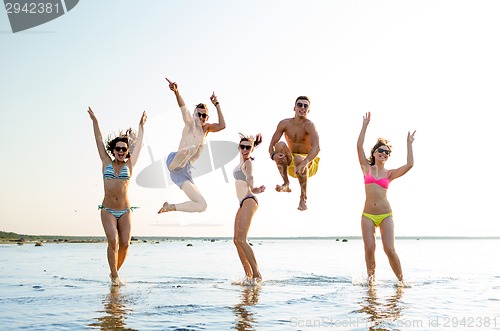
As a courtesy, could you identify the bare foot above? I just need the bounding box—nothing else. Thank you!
[110,273,124,286]
[367,275,376,286]
[275,184,291,192]
[297,197,307,211]
[158,202,176,213]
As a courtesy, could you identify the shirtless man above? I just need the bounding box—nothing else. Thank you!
[268,96,320,211]
[158,78,226,213]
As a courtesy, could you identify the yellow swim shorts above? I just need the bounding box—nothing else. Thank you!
[287,153,320,178]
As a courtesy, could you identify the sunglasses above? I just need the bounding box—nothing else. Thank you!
[197,112,208,119]
[377,148,390,155]
[239,144,252,150]
[296,102,309,109]
[114,147,128,152]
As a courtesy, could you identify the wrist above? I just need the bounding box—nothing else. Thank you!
[270,152,276,160]
[213,101,219,106]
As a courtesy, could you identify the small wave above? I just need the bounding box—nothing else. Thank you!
[265,274,352,286]
[418,277,458,286]
[136,276,224,286]
[352,278,413,288]
[231,277,262,287]
[146,303,222,317]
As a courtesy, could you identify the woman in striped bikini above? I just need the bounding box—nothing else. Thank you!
[357,112,415,285]
[88,107,147,286]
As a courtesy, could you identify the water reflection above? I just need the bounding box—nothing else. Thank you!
[231,285,261,331]
[357,285,406,331]
[89,285,137,331]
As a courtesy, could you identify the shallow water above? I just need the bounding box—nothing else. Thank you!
[0,238,499,330]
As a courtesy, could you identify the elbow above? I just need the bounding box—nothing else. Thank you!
[313,144,320,156]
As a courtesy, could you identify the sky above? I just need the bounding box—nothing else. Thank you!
[1,1,499,238]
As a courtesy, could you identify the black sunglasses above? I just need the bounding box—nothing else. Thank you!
[296,102,309,109]
[114,147,128,152]
[377,148,390,155]
[239,144,252,150]
[197,112,208,119]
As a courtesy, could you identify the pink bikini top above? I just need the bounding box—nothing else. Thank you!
[364,167,390,189]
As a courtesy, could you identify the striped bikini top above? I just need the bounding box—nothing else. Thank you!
[103,162,130,180]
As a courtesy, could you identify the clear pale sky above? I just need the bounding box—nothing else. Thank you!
[1,1,499,237]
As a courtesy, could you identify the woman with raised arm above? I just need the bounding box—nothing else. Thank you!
[357,112,415,284]
[88,107,147,286]
[233,133,266,285]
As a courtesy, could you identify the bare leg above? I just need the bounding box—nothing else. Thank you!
[361,216,377,282]
[234,209,253,278]
[101,210,121,285]
[380,217,403,281]
[234,199,261,281]
[294,154,310,211]
[173,180,207,212]
[273,142,292,192]
[116,211,132,271]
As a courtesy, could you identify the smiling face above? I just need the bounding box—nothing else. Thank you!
[373,145,391,163]
[294,98,310,118]
[113,141,129,162]
[195,107,209,125]
[239,140,253,159]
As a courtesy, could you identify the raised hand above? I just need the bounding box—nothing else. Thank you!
[165,77,178,93]
[362,112,371,127]
[140,111,147,126]
[210,91,218,105]
[87,106,97,122]
[408,130,416,143]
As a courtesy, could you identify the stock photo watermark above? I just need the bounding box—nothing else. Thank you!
[3,0,79,33]
[136,140,239,189]
[289,316,499,329]
[134,108,240,189]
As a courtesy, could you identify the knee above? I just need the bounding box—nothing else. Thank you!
[233,237,245,247]
[383,245,397,257]
[119,240,130,251]
[274,141,287,152]
[198,200,207,212]
[107,238,119,251]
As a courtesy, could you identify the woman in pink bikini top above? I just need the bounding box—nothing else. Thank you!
[357,111,416,285]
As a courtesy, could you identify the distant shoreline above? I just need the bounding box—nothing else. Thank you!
[1,231,498,245]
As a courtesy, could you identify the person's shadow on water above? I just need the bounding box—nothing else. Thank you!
[356,285,406,331]
[231,285,261,331]
[88,285,137,331]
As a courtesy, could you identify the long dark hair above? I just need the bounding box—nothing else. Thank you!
[105,128,136,159]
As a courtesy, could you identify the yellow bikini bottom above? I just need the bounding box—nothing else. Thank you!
[362,212,392,227]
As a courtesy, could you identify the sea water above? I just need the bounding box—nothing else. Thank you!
[0,238,499,330]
